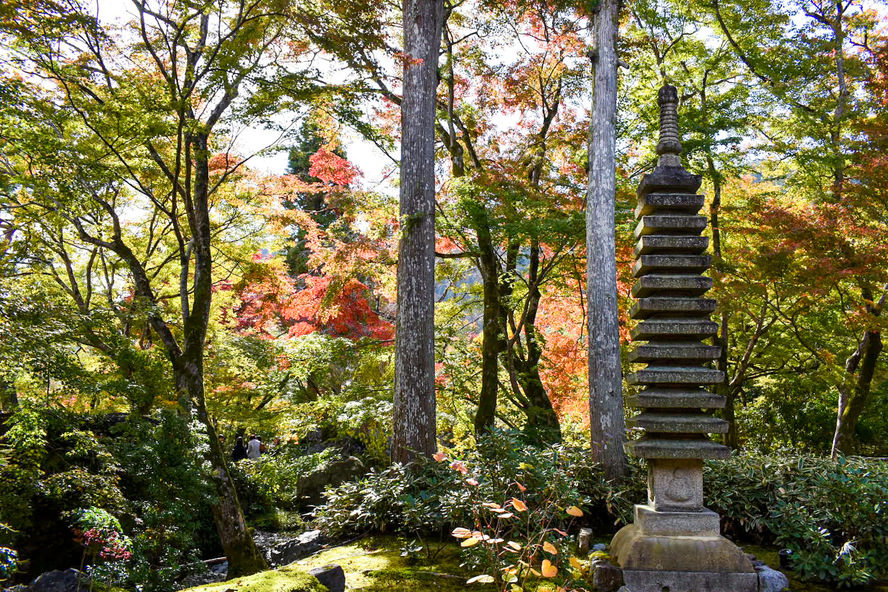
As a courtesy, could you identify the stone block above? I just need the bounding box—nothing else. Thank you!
[627,366,724,386]
[629,342,720,363]
[610,524,756,575]
[626,438,731,460]
[592,560,625,592]
[757,565,790,592]
[631,319,718,340]
[628,412,728,434]
[578,527,594,556]
[631,275,713,297]
[634,215,707,238]
[621,569,759,592]
[627,388,725,409]
[309,564,346,592]
[635,235,709,256]
[630,297,717,319]
[647,460,703,511]
[635,193,705,217]
[633,254,711,277]
[635,505,719,537]
[637,166,702,197]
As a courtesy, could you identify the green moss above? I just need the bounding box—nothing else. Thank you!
[178,566,326,592]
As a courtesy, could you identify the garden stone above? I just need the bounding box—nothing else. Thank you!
[255,529,326,567]
[592,543,608,553]
[26,569,89,592]
[591,559,624,592]
[578,527,594,555]
[309,564,345,592]
[298,456,365,505]
[756,565,790,592]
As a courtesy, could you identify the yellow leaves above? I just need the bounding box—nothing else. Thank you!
[566,506,583,517]
[511,498,528,512]
[569,556,584,569]
[543,541,558,555]
[506,541,522,551]
[467,574,495,584]
[461,536,481,547]
[541,559,558,578]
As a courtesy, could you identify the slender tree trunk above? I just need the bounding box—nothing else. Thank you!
[587,0,627,481]
[393,0,444,464]
[473,208,503,437]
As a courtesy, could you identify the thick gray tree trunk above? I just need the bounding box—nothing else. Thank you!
[587,0,628,481]
[393,0,444,464]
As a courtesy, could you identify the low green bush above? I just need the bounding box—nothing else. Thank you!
[706,453,888,586]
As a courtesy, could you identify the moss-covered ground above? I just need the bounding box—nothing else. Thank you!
[294,535,496,591]
[179,566,326,592]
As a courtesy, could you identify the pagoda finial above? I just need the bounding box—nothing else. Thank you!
[656,85,682,167]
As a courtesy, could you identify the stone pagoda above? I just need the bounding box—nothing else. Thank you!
[609,85,758,592]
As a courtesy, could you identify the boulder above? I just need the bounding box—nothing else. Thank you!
[26,569,89,592]
[577,527,594,556]
[255,529,326,567]
[297,457,365,505]
[308,564,345,592]
[756,565,790,592]
[591,558,624,592]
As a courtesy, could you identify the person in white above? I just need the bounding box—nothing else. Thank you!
[246,434,262,459]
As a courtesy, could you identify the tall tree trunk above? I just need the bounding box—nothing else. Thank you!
[473,208,503,437]
[393,0,444,464]
[587,0,627,481]
[832,286,886,456]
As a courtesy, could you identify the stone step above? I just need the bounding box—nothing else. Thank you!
[632,319,719,340]
[633,254,711,277]
[637,166,702,197]
[634,215,707,238]
[627,437,731,460]
[635,193,705,218]
[628,412,729,434]
[631,275,713,297]
[627,366,725,386]
[627,388,725,409]
[635,235,709,256]
[630,297,716,319]
[629,342,721,363]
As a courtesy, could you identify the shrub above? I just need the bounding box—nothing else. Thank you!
[706,453,888,586]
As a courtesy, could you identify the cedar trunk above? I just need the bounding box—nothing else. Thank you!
[587,0,628,481]
[393,0,444,464]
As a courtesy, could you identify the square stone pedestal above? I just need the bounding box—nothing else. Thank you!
[609,505,758,592]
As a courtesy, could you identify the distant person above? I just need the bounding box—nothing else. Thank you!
[232,436,247,461]
[246,434,262,459]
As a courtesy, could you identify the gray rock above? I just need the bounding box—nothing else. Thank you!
[255,529,326,567]
[591,560,624,592]
[309,564,345,592]
[756,565,790,592]
[577,527,594,556]
[298,457,366,505]
[26,569,89,592]
[592,543,608,553]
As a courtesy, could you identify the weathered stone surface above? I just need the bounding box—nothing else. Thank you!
[256,529,326,567]
[647,459,703,511]
[631,275,713,297]
[591,560,625,592]
[621,569,759,592]
[630,297,716,319]
[635,192,705,217]
[635,505,719,537]
[634,235,709,256]
[610,524,756,574]
[26,570,89,592]
[629,342,720,362]
[627,438,731,460]
[626,388,725,409]
[309,564,346,592]
[634,215,707,238]
[631,319,719,340]
[756,564,790,592]
[628,412,728,434]
[637,166,702,197]
[633,254,711,277]
[578,527,594,556]
[627,366,724,385]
